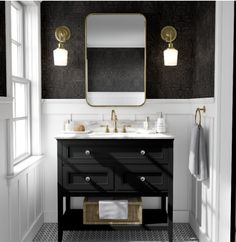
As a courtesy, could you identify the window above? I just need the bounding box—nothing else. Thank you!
[11,2,31,164]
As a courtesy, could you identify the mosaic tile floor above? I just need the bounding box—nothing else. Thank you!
[33,223,198,242]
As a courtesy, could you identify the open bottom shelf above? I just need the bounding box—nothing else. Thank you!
[61,209,169,231]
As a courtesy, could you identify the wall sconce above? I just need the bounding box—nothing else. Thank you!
[161,26,178,66]
[53,26,71,66]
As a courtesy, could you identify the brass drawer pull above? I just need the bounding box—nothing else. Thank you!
[85,150,91,156]
[140,150,146,156]
[85,176,91,182]
[140,176,146,182]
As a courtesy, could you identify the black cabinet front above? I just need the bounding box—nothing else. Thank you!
[57,138,174,242]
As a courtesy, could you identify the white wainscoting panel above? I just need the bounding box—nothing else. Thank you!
[8,163,44,242]
[0,119,10,242]
[189,115,215,242]
[0,111,44,242]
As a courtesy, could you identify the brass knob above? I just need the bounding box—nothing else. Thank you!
[140,150,146,156]
[85,150,90,156]
[85,176,91,182]
[140,176,146,182]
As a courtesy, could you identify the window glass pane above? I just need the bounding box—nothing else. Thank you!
[11,5,18,41]
[11,4,21,42]
[13,119,27,159]
[11,42,23,77]
[12,82,15,116]
[11,42,18,76]
[14,82,26,118]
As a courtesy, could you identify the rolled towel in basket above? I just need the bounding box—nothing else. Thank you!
[99,200,128,220]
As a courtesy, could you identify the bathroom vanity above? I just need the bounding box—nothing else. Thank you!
[56,133,174,242]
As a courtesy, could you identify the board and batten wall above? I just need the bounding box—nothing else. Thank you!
[0,100,44,242]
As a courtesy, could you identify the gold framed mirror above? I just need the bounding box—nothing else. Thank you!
[85,13,146,107]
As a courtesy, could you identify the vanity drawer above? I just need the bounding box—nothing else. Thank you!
[116,165,169,192]
[62,165,114,191]
[61,140,169,164]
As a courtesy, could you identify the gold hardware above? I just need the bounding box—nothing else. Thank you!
[100,125,110,133]
[161,26,177,44]
[111,109,118,133]
[85,13,146,107]
[122,124,131,133]
[195,106,206,126]
[55,26,71,47]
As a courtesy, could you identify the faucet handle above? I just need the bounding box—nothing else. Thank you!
[100,124,110,133]
[122,124,131,133]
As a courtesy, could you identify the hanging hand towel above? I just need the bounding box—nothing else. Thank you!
[99,200,128,220]
[189,124,200,177]
[188,124,209,181]
[198,125,209,181]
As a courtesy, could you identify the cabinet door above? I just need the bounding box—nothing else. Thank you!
[63,165,114,191]
[116,164,169,192]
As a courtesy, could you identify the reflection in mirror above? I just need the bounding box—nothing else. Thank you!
[86,14,146,106]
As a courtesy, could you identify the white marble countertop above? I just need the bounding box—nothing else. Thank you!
[55,131,175,140]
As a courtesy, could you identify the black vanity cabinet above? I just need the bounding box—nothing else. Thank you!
[57,138,174,242]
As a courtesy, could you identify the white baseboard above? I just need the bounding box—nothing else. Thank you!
[44,211,57,223]
[21,212,44,242]
[44,210,189,223]
[173,210,189,223]
[189,212,210,242]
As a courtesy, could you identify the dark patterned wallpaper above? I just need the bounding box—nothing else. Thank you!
[193,2,215,98]
[0,2,6,97]
[41,1,215,99]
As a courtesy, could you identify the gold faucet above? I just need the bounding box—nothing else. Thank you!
[111,109,118,133]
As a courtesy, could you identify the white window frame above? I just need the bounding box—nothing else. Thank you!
[11,1,24,78]
[12,77,31,164]
[10,1,32,164]
[5,1,41,175]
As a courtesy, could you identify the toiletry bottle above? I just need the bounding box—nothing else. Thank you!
[69,113,74,131]
[65,120,71,131]
[143,116,150,130]
[156,112,166,133]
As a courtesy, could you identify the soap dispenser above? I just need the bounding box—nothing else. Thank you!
[64,114,74,131]
[156,112,166,133]
[143,116,150,130]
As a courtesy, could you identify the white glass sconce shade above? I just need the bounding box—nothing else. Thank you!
[163,47,178,66]
[53,26,71,66]
[53,48,68,66]
[161,26,178,66]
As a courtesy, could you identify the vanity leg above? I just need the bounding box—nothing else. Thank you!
[168,143,173,242]
[58,185,63,242]
[161,196,166,212]
[167,192,173,241]
[66,196,70,211]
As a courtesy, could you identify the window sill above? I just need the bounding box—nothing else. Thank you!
[7,155,44,182]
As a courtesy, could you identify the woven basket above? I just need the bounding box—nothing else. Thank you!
[83,197,142,225]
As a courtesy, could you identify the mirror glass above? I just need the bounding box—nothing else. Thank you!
[85,14,146,106]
